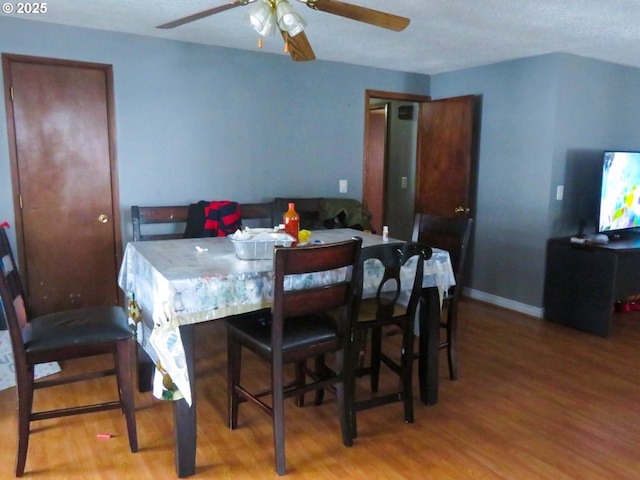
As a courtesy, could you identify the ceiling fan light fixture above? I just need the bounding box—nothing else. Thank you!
[275,0,306,37]
[249,0,277,36]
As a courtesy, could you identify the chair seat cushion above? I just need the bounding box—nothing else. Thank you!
[226,312,340,355]
[22,306,132,353]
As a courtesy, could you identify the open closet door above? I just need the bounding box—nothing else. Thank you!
[415,95,477,217]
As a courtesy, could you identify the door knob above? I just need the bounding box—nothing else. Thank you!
[98,214,109,224]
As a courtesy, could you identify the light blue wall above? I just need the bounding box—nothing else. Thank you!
[551,56,640,235]
[0,16,429,245]
[6,15,640,312]
[431,53,640,308]
[431,56,559,307]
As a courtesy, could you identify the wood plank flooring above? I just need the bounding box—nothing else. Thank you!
[0,299,638,479]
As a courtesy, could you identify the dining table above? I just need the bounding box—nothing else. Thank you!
[117,228,455,477]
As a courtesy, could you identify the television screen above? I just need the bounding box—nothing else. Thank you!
[598,151,640,233]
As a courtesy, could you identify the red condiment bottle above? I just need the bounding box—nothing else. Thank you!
[283,203,299,246]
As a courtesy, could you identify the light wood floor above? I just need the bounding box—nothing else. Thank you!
[0,299,639,479]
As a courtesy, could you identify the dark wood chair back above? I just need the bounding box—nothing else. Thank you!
[131,205,189,241]
[411,212,473,379]
[0,226,29,360]
[132,202,277,241]
[225,237,362,475]
[411,213,473,292]
[346,242,431,436]
[272,238,362,330]
[239,202,276,228]
[358,242,431,328]
[0,224,26,315]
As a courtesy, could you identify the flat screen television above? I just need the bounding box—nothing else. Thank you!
[598,151,640,234]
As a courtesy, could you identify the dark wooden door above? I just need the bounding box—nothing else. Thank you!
[363,92,477,239]
[363,103,389,233]
[415,95,476,217]
[2,54,121,316]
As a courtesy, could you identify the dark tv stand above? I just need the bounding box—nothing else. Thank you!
[544,236,640,337]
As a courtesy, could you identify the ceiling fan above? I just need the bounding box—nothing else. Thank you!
[156,0,410,62]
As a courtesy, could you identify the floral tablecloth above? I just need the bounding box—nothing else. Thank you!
[117,229,455,405]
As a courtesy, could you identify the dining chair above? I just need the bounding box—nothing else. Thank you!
[346,242,430,438]
[225,237,362,475]
[0,222,25,309]
[0,225,138,477]
[239,201,277,228]
[131,205,189,241]
[412,213,473,380]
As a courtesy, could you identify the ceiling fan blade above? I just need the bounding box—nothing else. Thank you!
[302,0,410,31]
[156,0,256,29]
[281,31,316,62]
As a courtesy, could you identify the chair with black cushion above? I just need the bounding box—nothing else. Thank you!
[225,237,362,475]
[345,242,430,438]
[0,225,138,477]
[412,213,473,380]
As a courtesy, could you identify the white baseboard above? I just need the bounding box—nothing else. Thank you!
[464,288,543,318]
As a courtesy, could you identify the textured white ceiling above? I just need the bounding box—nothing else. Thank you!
[7,0,640,75]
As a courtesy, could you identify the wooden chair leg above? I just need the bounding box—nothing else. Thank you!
[227,335,242,430]
[356,328,368,370]
[347,335,360,440]
[335,349,353,447]
[15,369,34,477]
[117,339,139,452]
[447,319,458,380]
[401,325,415,424]
[295,360,306,407]
[370,326,382,393]
[313,354,338,406]
[272,356,286,476]
[312,355,323,405]
[442,304,459,381]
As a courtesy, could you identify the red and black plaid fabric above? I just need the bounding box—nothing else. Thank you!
[203,201,241,237]
[184,200,241,238]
